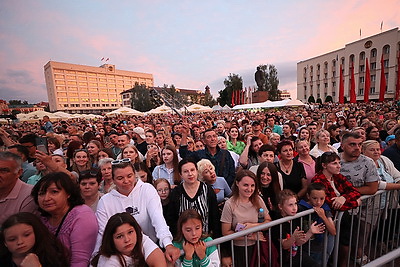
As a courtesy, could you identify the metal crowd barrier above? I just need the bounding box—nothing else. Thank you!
[202,189,400,267]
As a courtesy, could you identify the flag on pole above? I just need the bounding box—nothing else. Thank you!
[380,21,383,31]
[395,54,400,100]
[379,54,386,101]
[360,29,362,38]
[106,58,110,62]
[350,62,356,103]
[364,58,371,102]
[101,57,104,61]
[339,64,344,103]
[231,90,235,106]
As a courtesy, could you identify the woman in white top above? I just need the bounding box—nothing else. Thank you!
[309,129,338,158]
[95,159,180,264]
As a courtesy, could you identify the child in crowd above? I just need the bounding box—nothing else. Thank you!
[0,212,69,267]
[271,189,325,267]
[298,183,336,265]
[154,178,172,219]
[173,209,220,267]
[91,212,165,267]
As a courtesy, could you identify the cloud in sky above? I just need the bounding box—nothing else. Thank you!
[0,0,400,103]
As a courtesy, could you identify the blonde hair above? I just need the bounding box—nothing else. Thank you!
[315,129,330,141]
[361,140,380,153]
[197,159,215,181]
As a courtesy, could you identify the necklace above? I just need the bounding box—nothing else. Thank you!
[280,160,293,174]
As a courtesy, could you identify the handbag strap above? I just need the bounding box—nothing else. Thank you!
[55,207,72,237]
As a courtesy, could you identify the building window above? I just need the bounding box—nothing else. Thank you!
[371,75,376,82]
[324,83,328,88]
[371,49,377,57]
[383,45,390,54]
[370,87,376,94]
[332,81,336,87]
[332,92,336,96]
[332,71,336,77]
[360,65,365,72]
[384,60,389,68]
[360,52,365,60]
[359,77,365,83]
[371,62,377,70]
[359,88,364,95]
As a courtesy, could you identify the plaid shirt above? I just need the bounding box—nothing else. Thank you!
[312,172,361,211]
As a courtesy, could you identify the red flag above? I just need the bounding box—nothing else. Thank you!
[231,90,235,106]
[364,58,371,102]
[350,62,356,103]
[242,88,245,104]
[379,54,386,102]
[236,89,240,105]
[339,64,344,103]
[396,54,400,100]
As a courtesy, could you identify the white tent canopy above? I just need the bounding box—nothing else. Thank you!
[212,104,223,111]
[105,107,144,116]
[53,111,74,119]
[222,105,232,111]
[232,99,304,110]
[17,110,62,121]
[186,104,213,113]
[145,104,174,115]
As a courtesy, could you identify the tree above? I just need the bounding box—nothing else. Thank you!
[325,95,333,103]
[308,95,315,103]
[265,64,281,100]
[9,100,28,105]
[201,86,217,107]
[218,73,243,107]
[316,98,323,104]
[131,83,157,112]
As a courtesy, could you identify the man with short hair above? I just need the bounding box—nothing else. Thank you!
[348,116,358,130]
[7,144,36,182]
[42,115,54,133]
[180,128,235,186]
[132,127,148,156]
[252,121,269,144]
[0,152,37,226]
[117,133,131,149]
[107,131,121,158]
[18,133,37,163]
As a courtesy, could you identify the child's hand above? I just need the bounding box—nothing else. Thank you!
[20,253,41,267]
[310,221,325,234]
[331,196,346,209]
[314,207,326,218]
[183,241,195,260]
[194,240,206,260]
[251,231,266,242]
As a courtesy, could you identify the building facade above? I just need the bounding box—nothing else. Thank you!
[44,61,154,113]
[297,28,400,102]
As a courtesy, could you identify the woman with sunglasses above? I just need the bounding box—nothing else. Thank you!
[94,158,180,265]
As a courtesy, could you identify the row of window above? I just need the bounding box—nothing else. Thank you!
[61,103,119,108]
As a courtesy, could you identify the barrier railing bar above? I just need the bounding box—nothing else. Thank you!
[362,246,400,267]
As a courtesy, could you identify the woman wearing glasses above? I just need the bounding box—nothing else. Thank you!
[95,158,179,265]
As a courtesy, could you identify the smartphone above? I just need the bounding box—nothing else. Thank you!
[35,137,48,154]
[235,223,246,232]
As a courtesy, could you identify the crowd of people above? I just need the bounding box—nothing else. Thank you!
[0,100,399,267]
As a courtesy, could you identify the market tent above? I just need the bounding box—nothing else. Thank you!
[17,110,61,121]
[284,99,306,107]
[53,111,74,119]
[105,107,143,116]
[222,105,232,111]
[232,99,304,110]
[212,104,222,111]
[145,104,174,115]
[186,104,213,113]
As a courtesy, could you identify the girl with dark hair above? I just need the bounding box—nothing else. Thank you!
[221,170,271,266]
[66,140,83,169]
[173,209,220,266]
[92,212,165,267]
[152,145,180,187]
[366,126,386,150]
[31,172,98,267]
[98,148,114,161]
[311,152,361,211]
[226,126,245,155]
[133,161,153,184]
[0,212,69,267]
[256,162,282,214]
[327,124,341,145]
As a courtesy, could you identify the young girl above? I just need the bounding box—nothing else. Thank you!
[154,178,171,219]
[173,209,220,267]
[0,212,69,267]
[152,145,180,188]
[91,212,166,267]
[271,189,325,266]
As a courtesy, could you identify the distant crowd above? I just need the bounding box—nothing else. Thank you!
[0,100,399,267]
